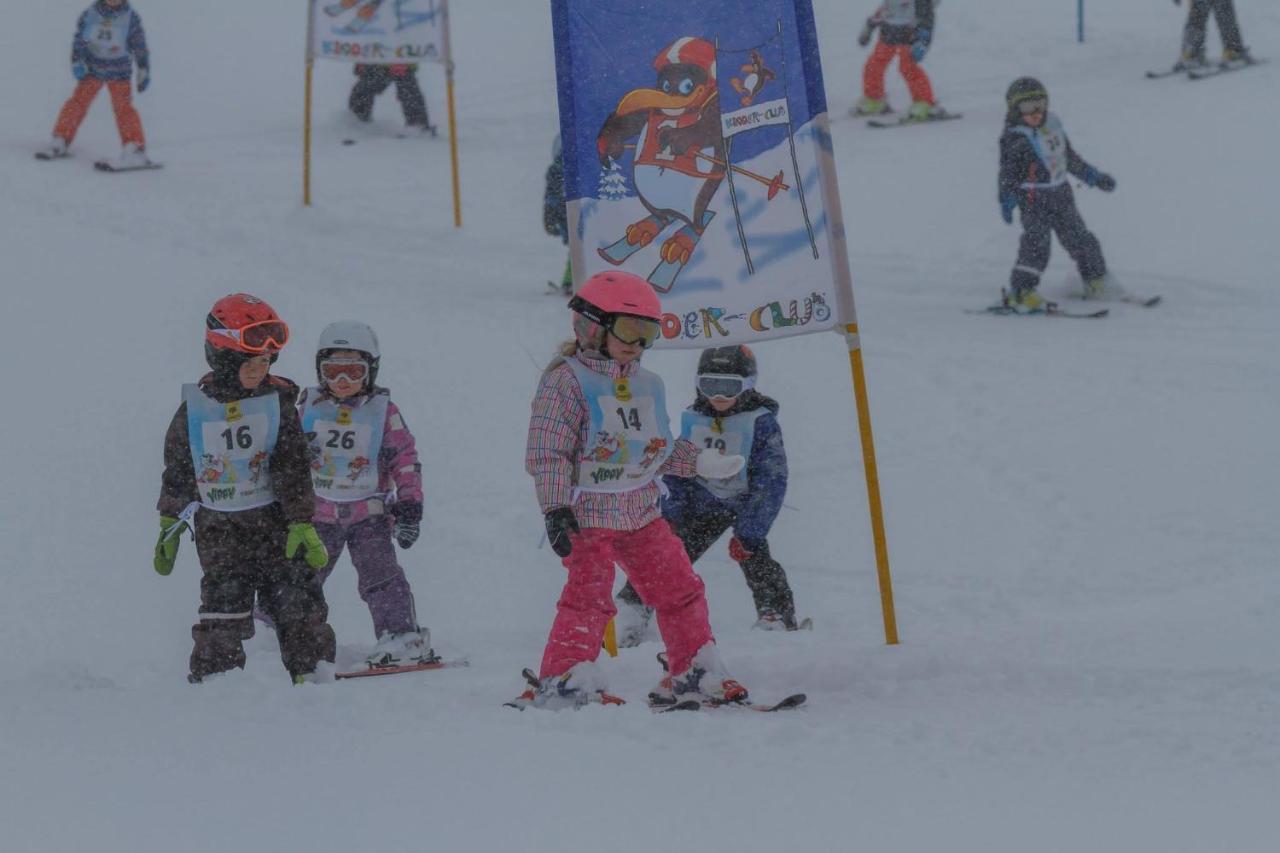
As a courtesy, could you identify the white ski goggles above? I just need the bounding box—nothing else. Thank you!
[697,373,754,399]
[320,358,369,383]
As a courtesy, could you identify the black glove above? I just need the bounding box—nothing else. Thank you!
[1095,173,1117,192]
[393,501,423,550]
[545,507,580,558]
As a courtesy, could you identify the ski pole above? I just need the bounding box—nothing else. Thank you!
[621,144,790,198]
[690,151,790,198]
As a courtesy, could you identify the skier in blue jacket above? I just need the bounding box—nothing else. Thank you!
[45,0,151,166]
[614,345,800,642]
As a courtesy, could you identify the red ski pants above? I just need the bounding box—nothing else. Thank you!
[862,40,935,104]
[53,78,145,147]
[539,520,714,679]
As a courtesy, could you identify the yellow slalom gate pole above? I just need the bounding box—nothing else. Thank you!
[446,75,462,228]
[602,619,618,658]
[303,58,314,207]
[303,0,316,207]
[845,323,898,645]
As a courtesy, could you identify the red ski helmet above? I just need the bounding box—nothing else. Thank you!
[568,272,664,352]
[205,293,289,356]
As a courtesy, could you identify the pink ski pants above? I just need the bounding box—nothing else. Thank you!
[539,520,714,679]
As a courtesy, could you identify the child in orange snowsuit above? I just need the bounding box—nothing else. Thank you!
[45,0,150,161]
[854,0,940,120]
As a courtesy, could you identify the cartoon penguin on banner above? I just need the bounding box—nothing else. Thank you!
[595,37,726,292]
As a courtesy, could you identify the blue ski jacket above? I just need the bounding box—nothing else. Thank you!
[662,392,788,547]
[72,1,149,82]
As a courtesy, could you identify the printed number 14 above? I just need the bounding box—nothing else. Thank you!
[616,407,642,431]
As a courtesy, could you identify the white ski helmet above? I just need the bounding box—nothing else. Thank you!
[316,320,381,389]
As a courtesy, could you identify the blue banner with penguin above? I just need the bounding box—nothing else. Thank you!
[551,0,856,348]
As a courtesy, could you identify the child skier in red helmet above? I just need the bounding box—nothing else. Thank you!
[155,294,336,684]
[514,272,749,710]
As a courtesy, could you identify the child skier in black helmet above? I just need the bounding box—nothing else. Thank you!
[998,78,1118,313]
[614,344,803,642]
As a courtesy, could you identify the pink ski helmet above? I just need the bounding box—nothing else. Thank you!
[569,272,664,352]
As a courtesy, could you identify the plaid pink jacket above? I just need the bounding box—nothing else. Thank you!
[526,351,698,531]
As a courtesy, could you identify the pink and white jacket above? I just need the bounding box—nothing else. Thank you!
[299,387,423,526]
[525,350,697,531]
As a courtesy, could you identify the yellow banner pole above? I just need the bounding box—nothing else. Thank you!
[304,59,314,207]
[446,77,462,228]
[602,619,618,658]
[441,0,462,228]
[845,322,898,645]
[303,0,316,207]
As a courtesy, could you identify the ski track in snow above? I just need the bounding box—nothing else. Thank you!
[2,2,1277,851]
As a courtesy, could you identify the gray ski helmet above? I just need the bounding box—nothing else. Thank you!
[1006,77,1048,115]
[316,320,381,388]
[697,345,757,379]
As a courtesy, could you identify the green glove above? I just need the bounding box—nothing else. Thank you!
[286,522,329,570]
[154,515,184,576]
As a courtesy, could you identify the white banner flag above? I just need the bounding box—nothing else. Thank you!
[310,0,448,66]
[721,98,790,139]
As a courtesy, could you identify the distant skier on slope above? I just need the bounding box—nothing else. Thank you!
[1172,0,1253,71]
[544,135,573,296]
[155,294,336,684]
[514,272,750,710]
[296,321,432,669]
[42,0,152,168]
[614,345,803,645]
[349,63,434,134]
[997,78,1118,313]
[852,0,945,121]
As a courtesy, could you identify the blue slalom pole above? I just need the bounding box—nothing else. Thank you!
[1078,0,1085,43]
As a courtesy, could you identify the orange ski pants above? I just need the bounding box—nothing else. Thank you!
[53,78,145,148]
[862,40,935,104]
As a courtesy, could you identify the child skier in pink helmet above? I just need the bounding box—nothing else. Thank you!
[514,271,749,710]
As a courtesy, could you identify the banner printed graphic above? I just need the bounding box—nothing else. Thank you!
[312,0,447,65]
[553,0,853,348]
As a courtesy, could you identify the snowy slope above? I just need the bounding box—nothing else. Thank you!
[2,2,1277,851]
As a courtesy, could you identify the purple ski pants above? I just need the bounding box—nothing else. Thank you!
[314,516,418,639]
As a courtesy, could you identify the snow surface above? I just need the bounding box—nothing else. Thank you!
[2,2,1277,851]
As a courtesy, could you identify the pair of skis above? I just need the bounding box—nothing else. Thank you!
[334,651,468,680]
[970,293,1162,319]
[1146,57,1267,80]
[504,667,807,713]
[34,150,162,173]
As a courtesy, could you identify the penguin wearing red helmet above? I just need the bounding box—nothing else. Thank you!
[596,37,725,292]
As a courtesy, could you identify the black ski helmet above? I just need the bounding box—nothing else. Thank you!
[697,345,757,379]
[1006,77,1048,117]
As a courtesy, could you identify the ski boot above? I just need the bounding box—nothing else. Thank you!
[649,646,748,708]
[505,662,624,711]
[906,100,945,122]
[37,135,70,160]
[1002,287,1055,314]
[752,608,799,632]
[365,628,433,667]
[610,595,656,649]
[1082,273,1124,301]
[851,96,892,117]
[1172,49,1208,72]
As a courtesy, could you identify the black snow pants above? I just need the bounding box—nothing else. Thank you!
[349,66,430,127]
[1183,0,1246,57]
[618,509,796,624]
[1010,183,1106,294]
[189,504,336,682]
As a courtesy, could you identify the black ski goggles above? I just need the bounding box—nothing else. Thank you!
[697,373,754,399]
[608,315,661,349]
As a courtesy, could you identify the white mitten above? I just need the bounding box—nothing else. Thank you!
[696,449,745,479]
